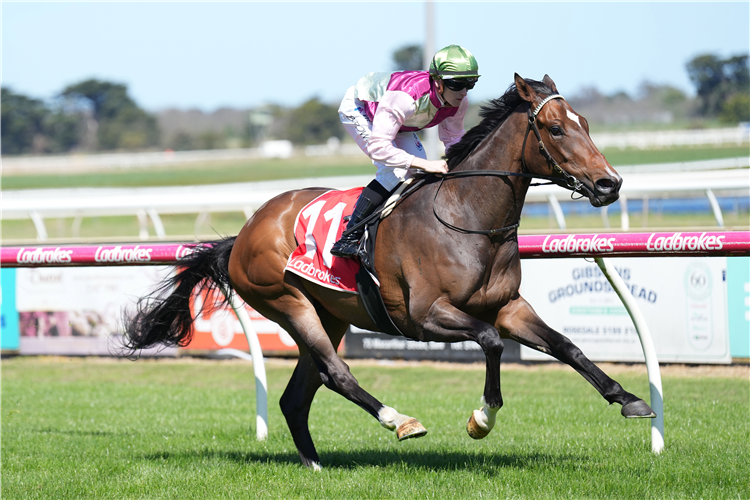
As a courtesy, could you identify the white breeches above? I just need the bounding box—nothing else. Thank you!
[338,86,427,191]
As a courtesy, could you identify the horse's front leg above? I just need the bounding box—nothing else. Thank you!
[418,298,505,439]
[495,295,656,418]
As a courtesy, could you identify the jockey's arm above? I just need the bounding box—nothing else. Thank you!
[368,91,448,175]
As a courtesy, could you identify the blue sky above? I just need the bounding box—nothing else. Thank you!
[2,2,749,112]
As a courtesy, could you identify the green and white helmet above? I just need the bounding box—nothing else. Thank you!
[429,45,480,80]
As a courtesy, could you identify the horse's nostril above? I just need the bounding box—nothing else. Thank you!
[595,178,615,193]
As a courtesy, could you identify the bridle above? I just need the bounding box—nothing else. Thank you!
[432,94,587,237]
[521,94,583,192]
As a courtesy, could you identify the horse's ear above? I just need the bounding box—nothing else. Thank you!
[514,73,537,103]
[542,75,559,93]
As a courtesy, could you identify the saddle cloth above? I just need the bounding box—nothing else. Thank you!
[284,188,363,293]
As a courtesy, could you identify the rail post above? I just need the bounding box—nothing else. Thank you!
[219,285,269,441]
[596,257,664,454]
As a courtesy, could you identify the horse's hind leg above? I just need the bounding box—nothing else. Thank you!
[270,292,426,468]
[279,311,349,470]
[279,349,325,470]
[496,295,656,418]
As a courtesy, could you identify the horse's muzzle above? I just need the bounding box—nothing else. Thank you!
[588,175,623,207]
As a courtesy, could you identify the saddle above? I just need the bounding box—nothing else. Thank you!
[285,178,423,337]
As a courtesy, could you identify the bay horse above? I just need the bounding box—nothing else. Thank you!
[123,74,655,470]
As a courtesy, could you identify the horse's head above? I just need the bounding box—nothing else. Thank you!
[514,74,622,207]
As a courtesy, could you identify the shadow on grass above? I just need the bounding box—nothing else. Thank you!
[34,427,118,437]
[143,448,584,473]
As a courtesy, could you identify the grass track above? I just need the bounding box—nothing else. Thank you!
[2,144,747,191]
[3,143,747,242]
[4,208,748,244]
[2,357,748,499]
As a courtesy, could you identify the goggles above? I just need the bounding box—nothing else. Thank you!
[443,78,477,91]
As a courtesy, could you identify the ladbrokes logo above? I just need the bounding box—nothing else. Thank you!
[542,234,615,254]
[16,247,73,264]
[290,259,342,286]
[94,245,152,263]
[175,245,195,260]
[646,232,725,252]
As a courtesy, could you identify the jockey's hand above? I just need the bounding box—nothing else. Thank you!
[411,158,449,175]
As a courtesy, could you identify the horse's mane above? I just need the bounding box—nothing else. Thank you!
[445,78,555,169]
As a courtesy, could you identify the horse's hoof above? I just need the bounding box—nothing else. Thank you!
[396,418,427,441]
[467,410,491,440]
[621,400,657,418]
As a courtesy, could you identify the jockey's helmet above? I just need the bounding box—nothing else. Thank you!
[429,45,480,80]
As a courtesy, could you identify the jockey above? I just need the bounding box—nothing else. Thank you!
[331,44,480,259]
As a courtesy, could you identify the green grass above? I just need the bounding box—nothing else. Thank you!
[2,144,746,191]
[2,357,748,499]
[1,155,373,191]
[3,207,746,244]
[601,144,748,166]
[1,213,250,243]
[2,144,747,243]
[520,211,750,233]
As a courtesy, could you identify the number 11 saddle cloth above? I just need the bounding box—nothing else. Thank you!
[284,188,364,293]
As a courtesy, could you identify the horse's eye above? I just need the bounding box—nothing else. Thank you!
[550,126,563,137]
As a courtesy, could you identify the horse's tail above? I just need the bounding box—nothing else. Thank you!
[120,236,237,356]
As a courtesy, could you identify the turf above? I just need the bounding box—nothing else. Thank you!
[3,143,747,243]
[2,357,748,499]
[600,144,748,166]
[3,209,748,245]
[2,144,747,191]
[1,155,373,191]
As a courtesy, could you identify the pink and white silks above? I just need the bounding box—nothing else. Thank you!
[338,70,469,191]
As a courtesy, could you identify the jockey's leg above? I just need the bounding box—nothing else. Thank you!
[331,180,391,258]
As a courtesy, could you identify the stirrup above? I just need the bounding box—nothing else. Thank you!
[331,194,375,258]
[330,238,360,258]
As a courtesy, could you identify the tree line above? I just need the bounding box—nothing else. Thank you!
[2,51,748,156]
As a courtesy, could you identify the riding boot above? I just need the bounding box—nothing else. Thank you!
[331,181,389,259]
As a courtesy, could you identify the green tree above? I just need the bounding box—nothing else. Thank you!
[1,87,49,155]
[283,97,343,145]
[60,79,160,150]
[169,131,196,151]
[720,93,750,123]
[196,130,222,150]
[45,107,85,152]
[393,44,423,71]
[686,53,750,119]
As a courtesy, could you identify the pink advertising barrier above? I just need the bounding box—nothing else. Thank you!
[2,231,749,268]
[517,231,750,259]
[1,243,196,267]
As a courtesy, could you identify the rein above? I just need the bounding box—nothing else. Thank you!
[433,94,586,237]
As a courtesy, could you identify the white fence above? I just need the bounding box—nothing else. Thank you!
[3,157,748,242]
[2,127,748,175]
